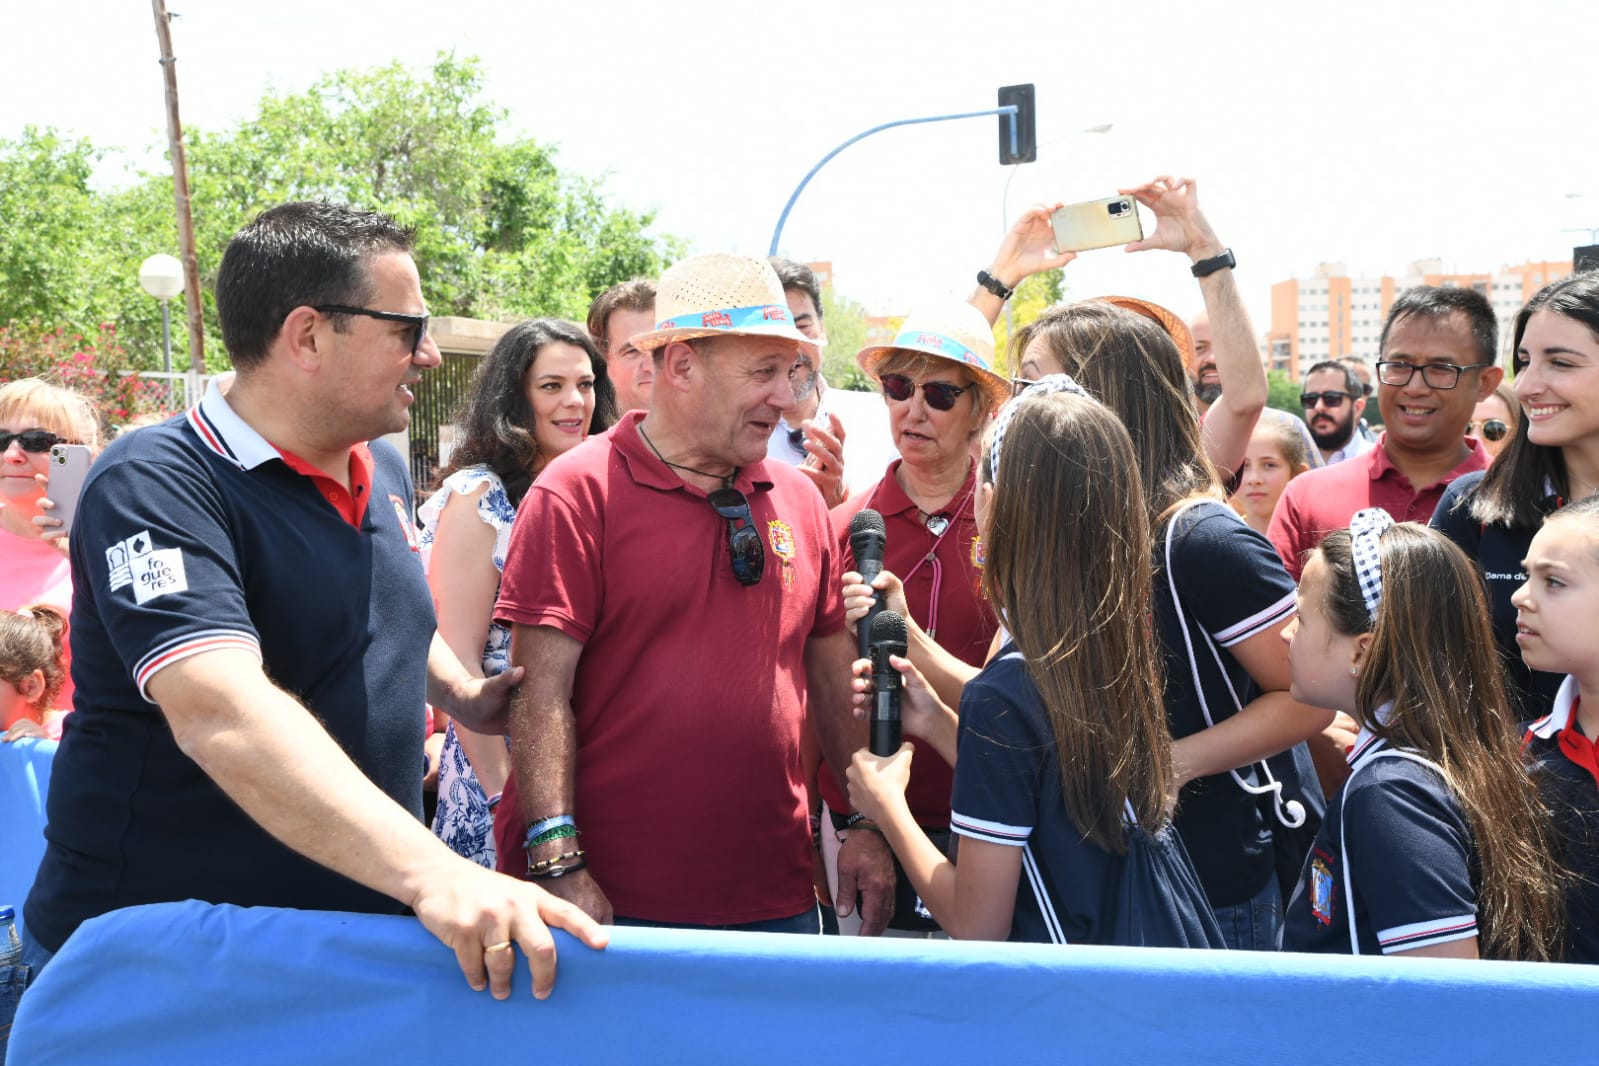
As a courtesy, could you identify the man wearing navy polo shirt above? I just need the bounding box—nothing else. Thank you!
[17,203,604,1007]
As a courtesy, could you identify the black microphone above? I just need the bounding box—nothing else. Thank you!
[849,508,887,659]
[869,610,908,757]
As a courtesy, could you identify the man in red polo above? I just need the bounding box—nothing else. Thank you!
[1268,286,1501,579]
[493,253,875,931]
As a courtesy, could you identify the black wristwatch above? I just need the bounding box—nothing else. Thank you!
[976,269,1015,300]
[1190,248,1236,278]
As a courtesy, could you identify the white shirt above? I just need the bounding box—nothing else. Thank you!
[766,377,899,498]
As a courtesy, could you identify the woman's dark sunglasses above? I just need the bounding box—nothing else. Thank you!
[880,372,968,412]
[707,487,765,587]
[1467,418,1509,443]
[0,429,69,454]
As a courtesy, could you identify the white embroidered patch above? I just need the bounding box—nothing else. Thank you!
[106,530,188,603]
[131,548,187,603]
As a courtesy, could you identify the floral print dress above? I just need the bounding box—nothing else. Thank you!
[417,467,517,868]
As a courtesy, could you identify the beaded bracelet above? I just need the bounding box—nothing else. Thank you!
[485,793,502,812]
[526,857,587,881]
[526,849,585,877]
[844,812,884,837]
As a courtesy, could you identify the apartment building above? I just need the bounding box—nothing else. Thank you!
[1267,258,1573,378]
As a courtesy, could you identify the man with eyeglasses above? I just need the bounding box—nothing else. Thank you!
[14,203,606,1025]
[493,252,870,934]
[1299,360,1374,465]
[1268,286,1500,579]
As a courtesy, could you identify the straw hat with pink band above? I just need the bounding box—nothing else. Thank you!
[854,300,1011,413]
[628,252,818,355]
[1093,295,1197,373]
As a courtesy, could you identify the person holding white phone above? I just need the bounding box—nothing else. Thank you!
[0,378,100,614]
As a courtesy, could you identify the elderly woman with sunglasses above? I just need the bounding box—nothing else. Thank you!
[1432,272,1599,719]
[0,378,100,614]
[822,301,1010,936]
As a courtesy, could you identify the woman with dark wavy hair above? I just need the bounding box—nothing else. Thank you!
[418,317,616,866]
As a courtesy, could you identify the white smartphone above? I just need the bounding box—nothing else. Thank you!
[47,443,94,534]
[1050,195,1144,254]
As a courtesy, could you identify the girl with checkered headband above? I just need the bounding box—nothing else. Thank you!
[1281,516,1565,959]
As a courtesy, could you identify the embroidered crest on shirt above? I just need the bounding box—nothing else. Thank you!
[105,529,188,604]
[1310,855,1336,926]
[767,519,796,590]
[389,494,420,552]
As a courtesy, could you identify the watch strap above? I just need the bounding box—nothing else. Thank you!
[1190,248,1236,279]
[976,269,1015,301]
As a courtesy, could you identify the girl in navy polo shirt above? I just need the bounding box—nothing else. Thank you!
[1514,494,1599,962]
[1281,511,1565,959]
[846,380,1217,945]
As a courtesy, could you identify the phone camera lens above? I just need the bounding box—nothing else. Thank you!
[1108,200,1128,216]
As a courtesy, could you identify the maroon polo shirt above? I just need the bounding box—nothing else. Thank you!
[824,460,998,828]
[494,412,844,925]
[1268,433,1489,580]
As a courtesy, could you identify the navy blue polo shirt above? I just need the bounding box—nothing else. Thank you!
[1284,730,1478,955]
[25,385,434,953]
[949,646,1120,944]
[1155,502,1298,907]
[1431,472,1564,719]
[1523,676,1599,963]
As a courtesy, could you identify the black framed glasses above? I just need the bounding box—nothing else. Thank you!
[880,372,968,412]
[1300,391,1356,410]
[0,429,69,454]
[1467,418,1510,442]
[315,304,430,356]
[1375,359,1486,390]
[707,487,765,586]
[1010,377,1035,398]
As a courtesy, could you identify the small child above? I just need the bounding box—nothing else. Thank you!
[1281,510,1565,959]
[1229,414,1309,535]
[1,604,70,742]
[1514,494,1599,962]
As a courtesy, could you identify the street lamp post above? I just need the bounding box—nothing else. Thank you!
[138,253,185,375]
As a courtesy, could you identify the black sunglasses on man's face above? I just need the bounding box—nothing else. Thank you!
[314,305,430,356]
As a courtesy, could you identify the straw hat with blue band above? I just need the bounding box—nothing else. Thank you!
[854,301,1011,413]
[628,252,818,354]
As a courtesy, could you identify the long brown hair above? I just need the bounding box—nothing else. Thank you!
[1015,302,1219,529]
[979,391,1172,852]
[1467,271,1599,529]
[1318,523,1566,960]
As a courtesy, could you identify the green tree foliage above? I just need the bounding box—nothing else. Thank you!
[991,267,1064,375]
[1266,369,1302,417]
[0,54,678,377]
[819,285,874,391]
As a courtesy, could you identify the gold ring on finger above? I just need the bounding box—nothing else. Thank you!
[484,940,513,954]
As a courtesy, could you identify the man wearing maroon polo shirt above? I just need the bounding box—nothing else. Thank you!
[1268,286,1501,579]
[494,253,877,931]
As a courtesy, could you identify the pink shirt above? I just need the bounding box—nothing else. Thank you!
[0,521,72,613]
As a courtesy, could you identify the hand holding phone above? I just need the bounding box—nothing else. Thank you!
[45,444,93,535]
[1050,195,1144,254]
